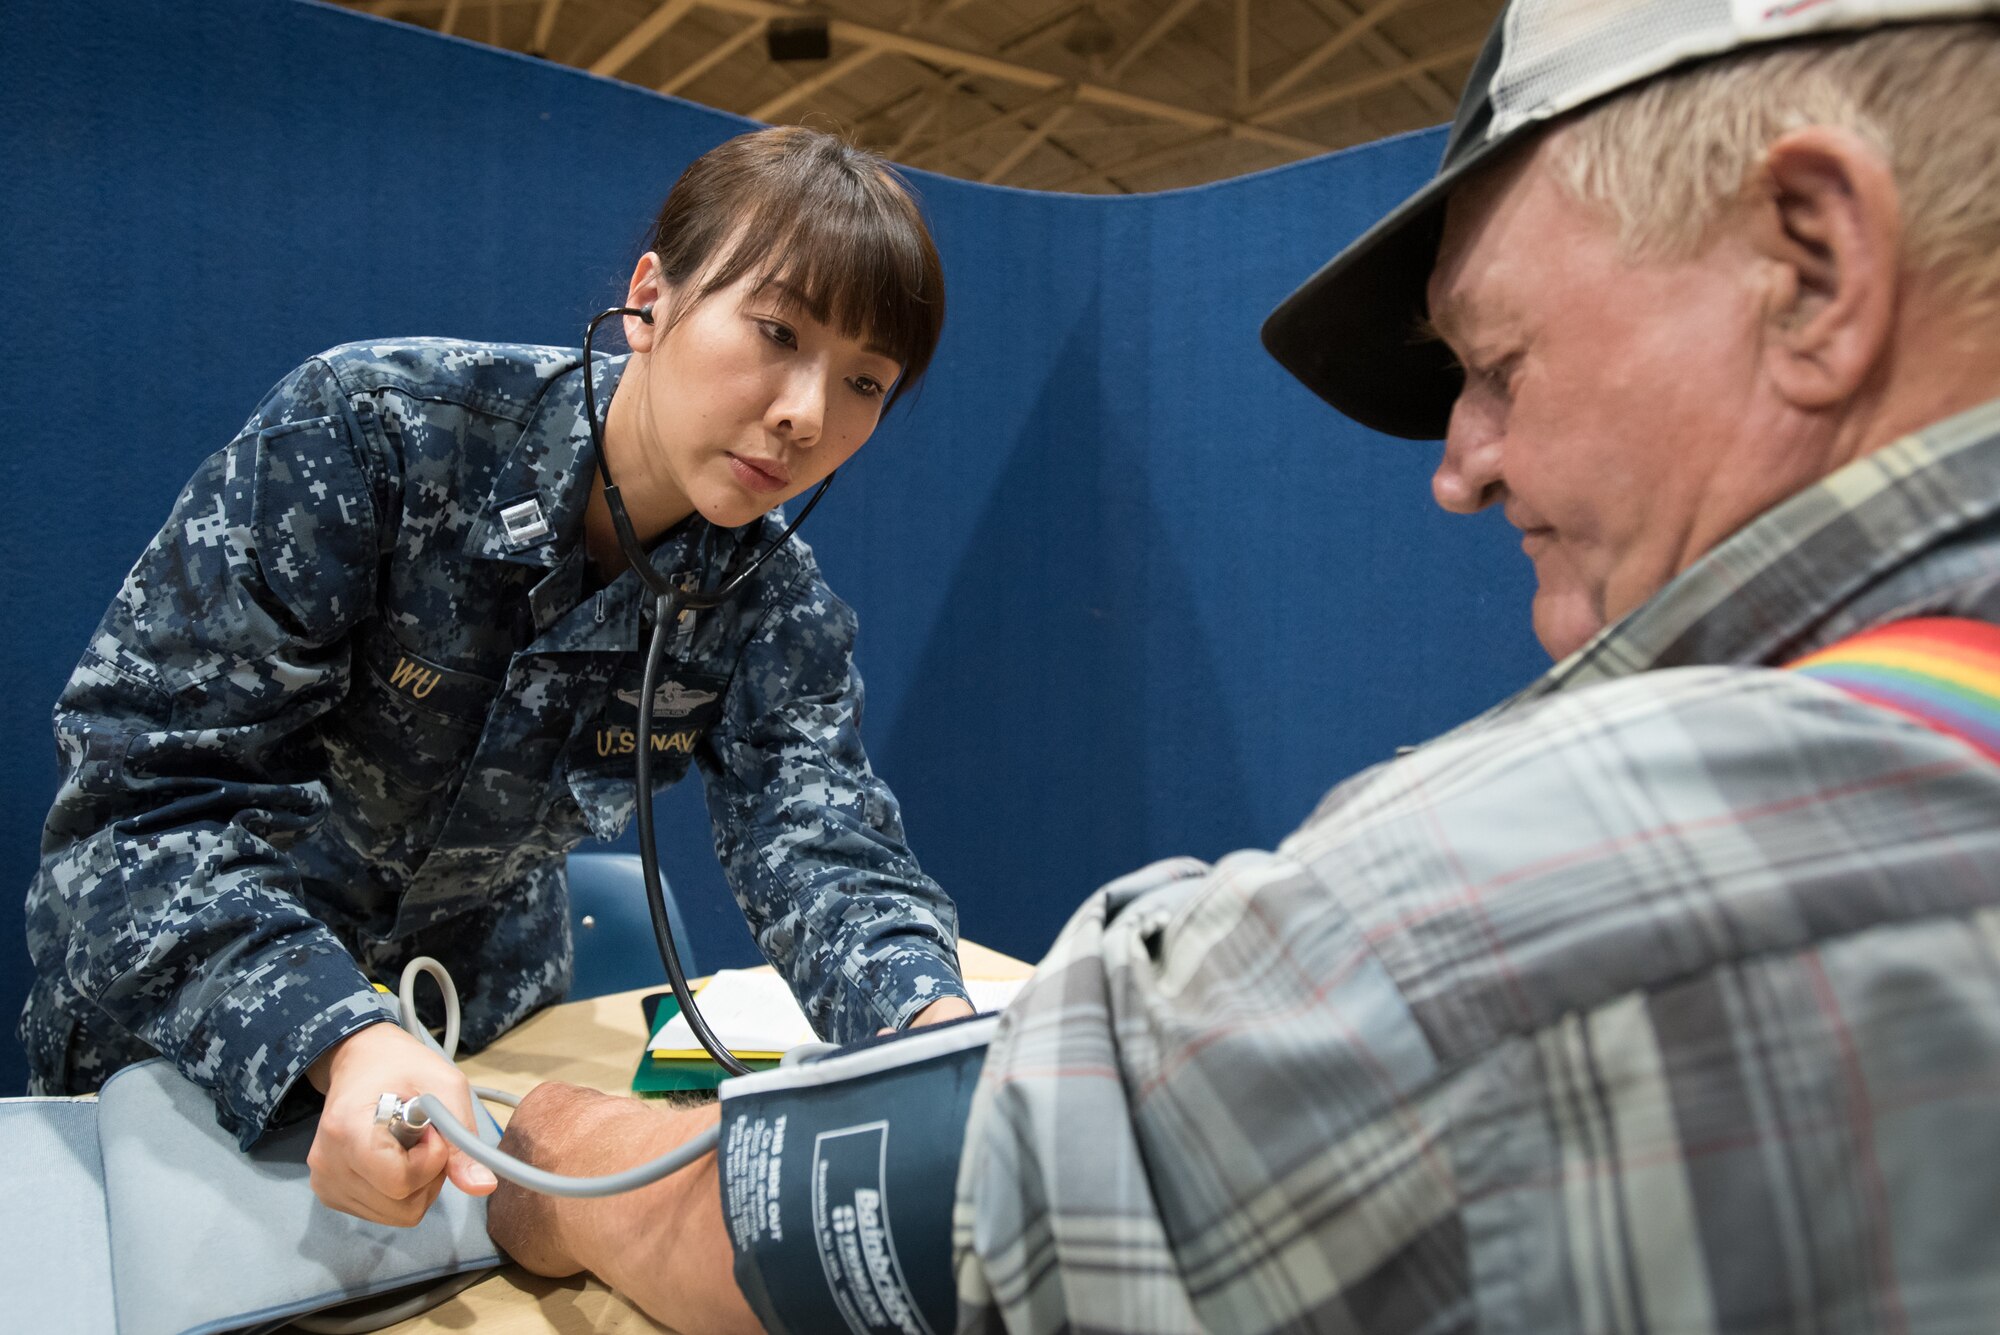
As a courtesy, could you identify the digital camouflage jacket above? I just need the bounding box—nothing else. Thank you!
[21,339,966,1145]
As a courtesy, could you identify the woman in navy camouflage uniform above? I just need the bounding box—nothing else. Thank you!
[19,126,971,1225]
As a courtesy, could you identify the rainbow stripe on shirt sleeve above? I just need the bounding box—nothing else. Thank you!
[1788,617,2000,764]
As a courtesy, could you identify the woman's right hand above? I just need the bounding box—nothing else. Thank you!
[304,1021,498,1226]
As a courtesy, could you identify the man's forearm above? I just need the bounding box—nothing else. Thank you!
[489,1084,760,1335]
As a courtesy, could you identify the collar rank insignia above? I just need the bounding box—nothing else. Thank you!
[499,498,551,548]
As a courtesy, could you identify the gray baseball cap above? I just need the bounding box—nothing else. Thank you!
[1261,0,2000,441]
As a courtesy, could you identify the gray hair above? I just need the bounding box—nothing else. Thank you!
[1550,21,2000,307]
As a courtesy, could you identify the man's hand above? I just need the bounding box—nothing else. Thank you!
[305,1021,497,1226]
[488,1082,760,1335]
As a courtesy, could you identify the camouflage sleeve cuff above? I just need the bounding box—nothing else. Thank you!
[178,936,399,1148]
[865,940,972,1035]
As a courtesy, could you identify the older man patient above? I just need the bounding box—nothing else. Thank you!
[488,4,2000,1331]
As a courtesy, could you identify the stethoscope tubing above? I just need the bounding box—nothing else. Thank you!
[581,304,835,1077]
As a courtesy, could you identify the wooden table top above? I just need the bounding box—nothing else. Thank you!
[385,940,1033,1333]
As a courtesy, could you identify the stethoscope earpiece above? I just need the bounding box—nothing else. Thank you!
[638,303,655,324]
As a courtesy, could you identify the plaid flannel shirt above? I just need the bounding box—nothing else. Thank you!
[955,399,2000,1333]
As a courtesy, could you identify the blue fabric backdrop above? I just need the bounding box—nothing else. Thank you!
[0,0,1544,1094]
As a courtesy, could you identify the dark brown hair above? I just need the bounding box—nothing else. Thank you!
[648,126,946,409]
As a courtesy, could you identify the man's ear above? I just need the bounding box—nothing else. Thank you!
[624,252,670,353]
[1749,125,1903,410]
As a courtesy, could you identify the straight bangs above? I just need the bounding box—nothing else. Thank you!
[652,128,946,409]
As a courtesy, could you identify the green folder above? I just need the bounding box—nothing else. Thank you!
[632,991,779,1094]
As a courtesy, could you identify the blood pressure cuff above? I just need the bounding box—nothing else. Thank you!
[717,1013,999,1335]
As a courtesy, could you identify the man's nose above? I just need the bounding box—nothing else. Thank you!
[768,366,825,445]
[1432,403,1503,514]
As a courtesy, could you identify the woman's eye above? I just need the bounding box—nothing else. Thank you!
[759,320,797,349]
[849,376,885,399]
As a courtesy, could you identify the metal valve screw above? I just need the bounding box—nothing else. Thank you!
[373,1091,429,1149]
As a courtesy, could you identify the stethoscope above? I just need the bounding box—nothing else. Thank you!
[581,303,836,1077]
[356,304,844,1215]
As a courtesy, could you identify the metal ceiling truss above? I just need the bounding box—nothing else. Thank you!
[344,0,1498,192]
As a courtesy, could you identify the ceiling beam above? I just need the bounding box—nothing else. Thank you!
[978,0,1202,186]
[979,99,1075,185]
[851,68,946,130]
[883,72,1115,191]
[1250,37,1482,126]
[591,0,700,78]
[359,0,545,14]
[751,45,883,121]
[956,89,1120,190]
[1080,82,1319,153]
[913,85,1071,169]
[692,0,1329,158]
[904,0,981,31]
[338,0,1467,190]
[531,0,563,53]
[1303,0,1458,117]
[887,95,947,159]
[845,67,962,154]
[657,16,763,95]
[695,0,1058,90]
[844,8,1040,135]
[975,3,1092,60]
[1235,0,1251,113]
[865,4,1095,159]
[1255,0,1419,110]
[1100,0,1209,87]
[1048,127,1229,193]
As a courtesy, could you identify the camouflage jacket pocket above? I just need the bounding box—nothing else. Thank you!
[319,621,502,830]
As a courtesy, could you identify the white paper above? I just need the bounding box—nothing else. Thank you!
[650,970,1027,1055]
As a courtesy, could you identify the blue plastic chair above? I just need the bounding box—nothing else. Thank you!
[565,851,698,1001]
